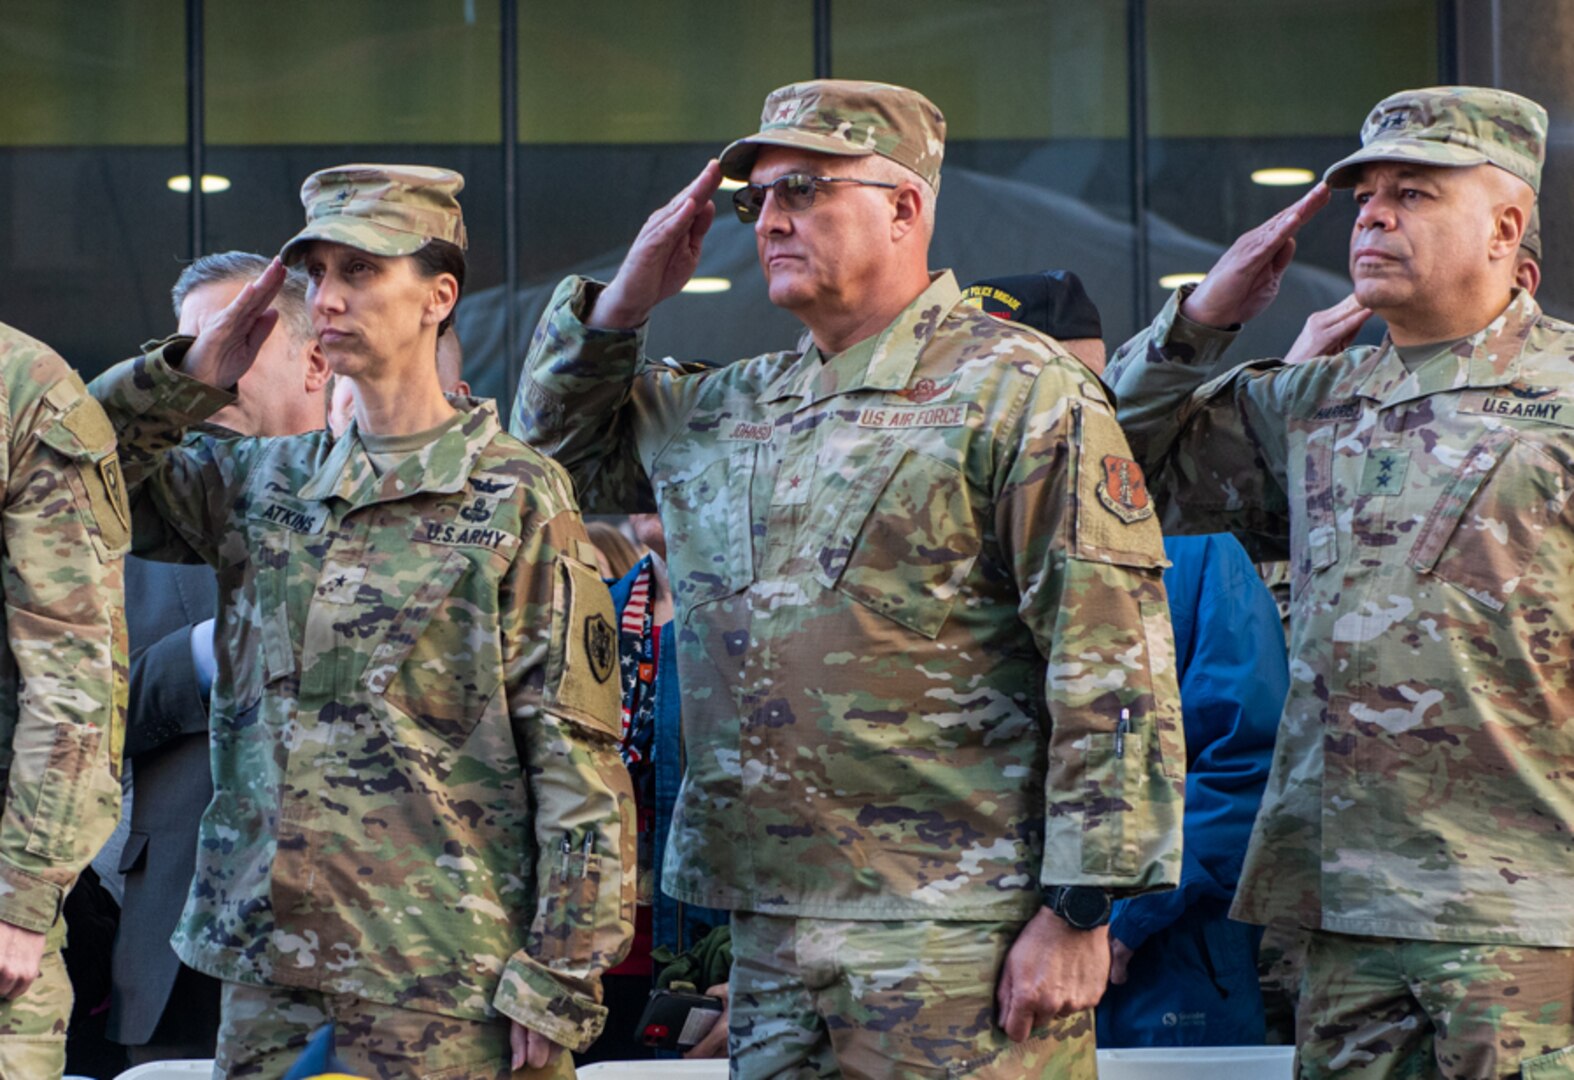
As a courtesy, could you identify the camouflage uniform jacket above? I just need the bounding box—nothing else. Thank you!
[0,323,127,950]
[1106,287,1574,947]
[514,271,1185,920]
[90,342,635,1051]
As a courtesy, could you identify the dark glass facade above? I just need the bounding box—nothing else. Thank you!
[2,0,1563,398]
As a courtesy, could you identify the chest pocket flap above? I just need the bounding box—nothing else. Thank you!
[818,438,981,639]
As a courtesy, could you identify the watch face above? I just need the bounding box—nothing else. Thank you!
[1062,886,1110,928]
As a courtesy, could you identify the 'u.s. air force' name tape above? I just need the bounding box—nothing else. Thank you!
[856,404,967,429]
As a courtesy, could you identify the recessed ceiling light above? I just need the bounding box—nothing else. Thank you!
[1158,272,1207,289]
[1251,167,1316,187]
[682,277,732,294]
[167,174,232,194]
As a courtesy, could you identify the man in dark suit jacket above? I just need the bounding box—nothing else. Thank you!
[107,251,328,1063]
[108,558,222,1061]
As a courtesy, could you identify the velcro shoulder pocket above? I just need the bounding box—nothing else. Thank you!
[1074,403,1167,569]
[544,555,622,738]
[37,386,131,558]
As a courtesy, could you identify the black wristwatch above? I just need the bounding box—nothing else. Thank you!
[1041,885,1112,930]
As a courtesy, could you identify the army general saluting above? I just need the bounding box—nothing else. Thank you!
[1106,88,1574,1076]
[515,80,1184,1077]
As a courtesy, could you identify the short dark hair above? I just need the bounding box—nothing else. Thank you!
[410,240,466,338]
[172,251,313,347]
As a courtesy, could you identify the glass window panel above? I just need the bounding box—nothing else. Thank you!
[1456,0,1571,321]
[517,5,812,144]
[0,1,186,377]
[1144,0,1439,357]
[206,1,500,144]
[204,2,504,396]
[0,0,184,146]
[831,1,1138,344]
[470,3,814,405]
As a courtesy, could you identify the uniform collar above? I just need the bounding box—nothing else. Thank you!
[1354,289,1540,408]
[760,270,962,405]
[297,396,501,508]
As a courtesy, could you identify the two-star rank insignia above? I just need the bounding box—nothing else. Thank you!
[1359,447,1410,495]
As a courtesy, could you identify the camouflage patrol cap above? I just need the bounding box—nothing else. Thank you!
[279,163,468,265]
[719,80,946,189]
[1323,86,1547,194]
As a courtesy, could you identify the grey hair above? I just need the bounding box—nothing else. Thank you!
[171,251,313,347]
[857,154,937,236]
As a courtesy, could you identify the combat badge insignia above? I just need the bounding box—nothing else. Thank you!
[895,376,957,405]
[1096,454,1154,524]
[585,613,616,685]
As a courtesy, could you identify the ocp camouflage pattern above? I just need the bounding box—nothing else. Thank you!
[90,341,634,1052]
[514,270,1184,922]
[1298,932,1574,1076]
[1105,286,1574,947]
[720,79,947,188]
[0,321,127,944]
[730,913,1097,1079]
[0,321,127,1071]
[1323,85,1548,193]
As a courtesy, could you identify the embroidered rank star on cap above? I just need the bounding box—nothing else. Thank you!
[1323,85,1547,194]
[719,79,947,190]
[280,163,469,265]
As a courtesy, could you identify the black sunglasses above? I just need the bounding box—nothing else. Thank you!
[732,173,899,223]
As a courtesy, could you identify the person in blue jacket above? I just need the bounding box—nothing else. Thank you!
[1096,531,1285,1047]
[966,273,1287,1048]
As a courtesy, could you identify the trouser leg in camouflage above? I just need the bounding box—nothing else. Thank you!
[0,950,69,1080]
[1297,930,1574,1078]
[1259,922,1310,1046]
[214,980,576,1080]
[728,912,1095,1079]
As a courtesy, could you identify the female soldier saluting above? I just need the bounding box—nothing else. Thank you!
[91,165,633,1079]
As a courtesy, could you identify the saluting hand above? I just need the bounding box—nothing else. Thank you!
[1284,293,1374,364]
[181,256,287,390]
[1181,183,1331,330]
[588,160,723,331]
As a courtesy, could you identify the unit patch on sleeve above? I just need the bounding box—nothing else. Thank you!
[584,612,616,685]
[1096,455,1154,524]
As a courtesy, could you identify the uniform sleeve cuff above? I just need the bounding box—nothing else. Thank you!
[562,277,647,347]
[491,951,607,1054]
[1149,285,1242,368]
[140,338,241,417]
[0,862,65,934]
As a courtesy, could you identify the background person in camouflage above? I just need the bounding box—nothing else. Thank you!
[89,164,634,1080]
[513,79,1184,1078]
[0,322,128,1078]
[108,252,331,1069]
[1103,86,1574,1077]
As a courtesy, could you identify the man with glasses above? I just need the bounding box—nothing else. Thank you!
[514,79,1183,1077]
[1106,87,1574,1077]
